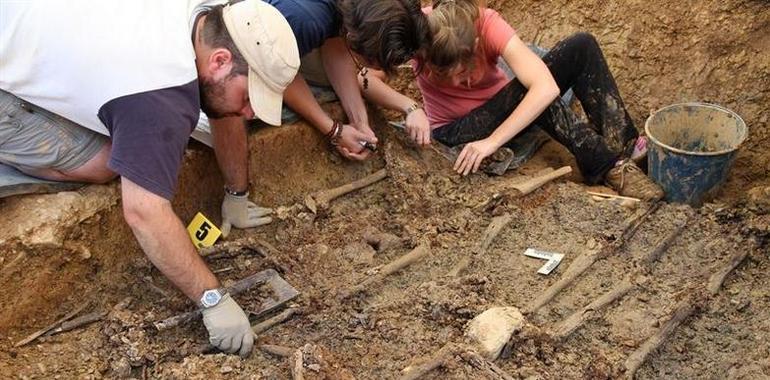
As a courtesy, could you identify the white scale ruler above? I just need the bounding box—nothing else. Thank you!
[523,248,564,275]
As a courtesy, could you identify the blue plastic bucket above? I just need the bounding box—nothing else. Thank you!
[645,103,748,206]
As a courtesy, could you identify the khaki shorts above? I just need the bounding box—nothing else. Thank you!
[0,89,108,173]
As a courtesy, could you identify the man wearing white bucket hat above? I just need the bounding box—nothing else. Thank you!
[0,0,298,356]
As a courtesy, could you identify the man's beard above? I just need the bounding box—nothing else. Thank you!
[199,75,238,119]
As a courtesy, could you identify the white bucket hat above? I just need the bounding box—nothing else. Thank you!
[223,0,299,126]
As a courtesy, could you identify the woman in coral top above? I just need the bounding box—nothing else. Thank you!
[408,0,662,200]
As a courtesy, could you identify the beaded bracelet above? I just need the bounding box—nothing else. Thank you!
[360,68,369,90]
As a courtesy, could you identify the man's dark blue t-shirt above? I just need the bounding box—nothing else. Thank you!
[264,0,341,57]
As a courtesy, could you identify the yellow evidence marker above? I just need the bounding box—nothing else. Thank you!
[187,212,222,249]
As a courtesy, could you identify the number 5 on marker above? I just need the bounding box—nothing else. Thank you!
[187,212,222,249]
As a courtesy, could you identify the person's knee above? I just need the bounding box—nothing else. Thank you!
[65,142,116,184]
[86,169,118,184]
[570,32,600,49]
[14,166,68,182]
[78,162,116,184]
[23,165,116,184]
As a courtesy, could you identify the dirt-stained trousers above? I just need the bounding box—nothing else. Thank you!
[432,32,638,184]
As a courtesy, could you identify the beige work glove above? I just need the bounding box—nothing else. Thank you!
[221,192,273,238]
[202,294,254,357]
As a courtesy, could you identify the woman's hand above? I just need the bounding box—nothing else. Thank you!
[454,138,501,176]
[405,108,431,146]
[352,122,377,142]
[336,124,378,161]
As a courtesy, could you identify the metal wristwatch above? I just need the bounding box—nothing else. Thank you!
[200,288,228,308]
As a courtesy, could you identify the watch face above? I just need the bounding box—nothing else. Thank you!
[202,290,222,307]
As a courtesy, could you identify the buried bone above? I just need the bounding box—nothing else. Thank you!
[509,166,572,197]
[525,201,661,315]
[305,169,388,213]
[340,242,430,299]
[399,342,515,380]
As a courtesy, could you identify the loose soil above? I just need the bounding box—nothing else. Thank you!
[1,1,768,379]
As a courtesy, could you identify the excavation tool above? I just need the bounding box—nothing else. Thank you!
[154,269,299,330]
[304,169,388,213]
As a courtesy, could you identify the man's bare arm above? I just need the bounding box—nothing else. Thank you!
[120,176,218,301]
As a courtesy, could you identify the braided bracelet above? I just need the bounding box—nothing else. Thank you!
[331,122,344,146]
[326,120,344,146]
[325,120,340,139]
